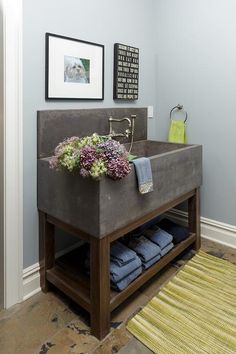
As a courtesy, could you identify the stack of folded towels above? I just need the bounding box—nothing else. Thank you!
[110,242,142,291]
[126,235,161,270]
[143,226,174,257]
[84,218,189,292]
[157,218,189,244]
[131,217,189,246]
[85,241,142,291]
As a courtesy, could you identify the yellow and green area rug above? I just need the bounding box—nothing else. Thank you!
[127,251,236,353]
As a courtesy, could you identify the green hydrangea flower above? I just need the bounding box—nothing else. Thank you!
[90,159,107,179]
[78,133,107,149]
[58,145,80,172]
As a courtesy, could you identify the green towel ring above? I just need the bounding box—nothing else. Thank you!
[170,104,188,123]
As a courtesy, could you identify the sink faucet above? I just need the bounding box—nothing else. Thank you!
[108,115,136,139]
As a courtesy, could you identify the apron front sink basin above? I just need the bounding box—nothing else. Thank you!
[125,140,188,158]
[38,140,202,238]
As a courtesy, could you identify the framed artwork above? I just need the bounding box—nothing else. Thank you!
[113,43,139,100]
[45,33,104,100]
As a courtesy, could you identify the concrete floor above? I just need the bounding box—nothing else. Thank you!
[0,238,236,354]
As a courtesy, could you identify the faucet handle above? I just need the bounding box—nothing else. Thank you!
[125,128,131,138]
[131,114,137,119]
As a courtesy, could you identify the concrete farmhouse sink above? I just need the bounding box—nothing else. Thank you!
[37,109,202,341]
[38,137,202,238]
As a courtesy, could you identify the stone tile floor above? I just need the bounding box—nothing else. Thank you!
[0,238,235,354]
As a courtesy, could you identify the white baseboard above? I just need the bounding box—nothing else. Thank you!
[166,209,236,249]
[22,241,83,301]
[23,262,41,301]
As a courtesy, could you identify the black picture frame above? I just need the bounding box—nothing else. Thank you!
[113,43,139,100]
[45,33,104,100]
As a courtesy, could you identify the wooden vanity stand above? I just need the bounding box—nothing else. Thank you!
[39,188,200,340]
[37,107,202,340]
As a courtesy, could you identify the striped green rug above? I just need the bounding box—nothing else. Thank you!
[127,251,236,353]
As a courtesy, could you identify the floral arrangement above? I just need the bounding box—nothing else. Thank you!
[49,133,132,180]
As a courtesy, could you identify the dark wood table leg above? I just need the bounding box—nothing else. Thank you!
[39,211,55,292]
[188,188,201,251]
[90,236,110,340]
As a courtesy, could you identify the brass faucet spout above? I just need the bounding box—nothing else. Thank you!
[108,115,136,138]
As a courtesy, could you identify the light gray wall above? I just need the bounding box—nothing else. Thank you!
[154,0,236,226]
[23,0,157,268]
[0,3,4,308]
[24,0,236,269]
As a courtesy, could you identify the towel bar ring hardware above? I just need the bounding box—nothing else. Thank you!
[170,104,188,123]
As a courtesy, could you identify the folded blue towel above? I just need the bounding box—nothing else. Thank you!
[132,157,153,194]
[111,267,142,291]
[158,219,189,244]
[85,254,141,285]
[160,242,174,257]
[142,254,161,270]
[110,255,142,283]
[110,241,136,266]
[144,227,173,250]
[127,235,161,262]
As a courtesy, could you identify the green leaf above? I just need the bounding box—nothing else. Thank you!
[128,154,137,161]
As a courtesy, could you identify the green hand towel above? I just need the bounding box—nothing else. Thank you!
[168,120,187,144]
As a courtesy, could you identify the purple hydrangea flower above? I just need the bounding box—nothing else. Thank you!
[107,157,131,180]
[50,134,131,181]
[80,146,98,170]
[98,139,128,161]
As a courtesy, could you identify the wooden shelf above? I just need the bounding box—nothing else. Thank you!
[46,233,196,313]
[46,243,90,311]
[110,233,196,311]
[40,188,200,339]
[46,266,90,311]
